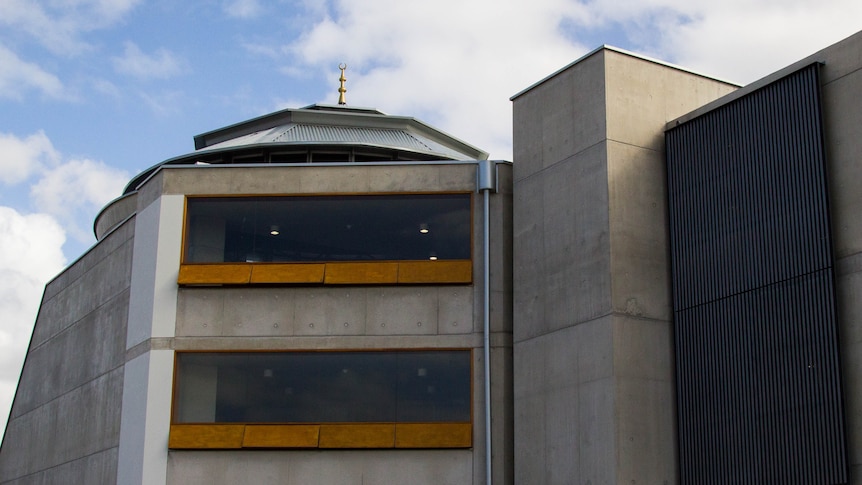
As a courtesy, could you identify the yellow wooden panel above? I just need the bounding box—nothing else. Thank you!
[397,260,472,284]
[168,424,245,449]
[395,423,472,448]
[250,263,326,284]
[318,424,395,448]
[323,262,399,284]
[242,425,320,448]
[178,264,251,285]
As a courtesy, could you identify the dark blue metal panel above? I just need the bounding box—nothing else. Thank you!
[666,64,847,484]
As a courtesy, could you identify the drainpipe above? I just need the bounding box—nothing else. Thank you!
[477,159,497,485]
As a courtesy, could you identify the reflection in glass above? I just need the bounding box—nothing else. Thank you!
[174,351,471,424]
[184,194,471,263]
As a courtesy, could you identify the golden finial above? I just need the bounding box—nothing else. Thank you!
[337,63,347,105]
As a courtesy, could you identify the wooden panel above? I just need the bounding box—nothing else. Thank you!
[250,263,325,284]
[168,424,245,449]
[395,423,472,448]
[242,425,320,448]
[318,424,395,448]
[323,262,398,284]
[178,264,251,285]
[398,260,472,284]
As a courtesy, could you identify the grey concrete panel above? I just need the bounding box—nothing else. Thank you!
[222,288,304,336]
[576,316,614,384]
[175,288,226,336]
[291,287,367,336]
[437,286,474,335]
[167,450,473,485]
[365,287,439,335]
[162,164,477,196]
[822,69,862,259]
[12,290,128,418]
[490,346,515,485]
[367,164,475,192]
[512,51,607,182]
[541,145,612,335]
[817,30,862,85]
[604,50,737,152]
[836,260,862,471]
[514,394,547,484]
[298,167,372,193]
[612,315,674,382]
[615,377,677,484]
[0,369,123,482]
[1,448,118,485]
[607,141,673,321]
[513,173,545,342]
[545,385,580,485]
[577,377,616,483]
[513,335,546,400]
[42,217,135,302]
[31,236,133,349]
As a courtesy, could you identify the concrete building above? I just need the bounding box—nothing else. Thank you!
[512,30,862,484]
[0,104,514,484]
[2,29,862,485]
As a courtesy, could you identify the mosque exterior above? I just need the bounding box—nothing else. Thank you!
[3,31,862,485]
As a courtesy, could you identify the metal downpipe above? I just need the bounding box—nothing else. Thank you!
[477,160,496,485]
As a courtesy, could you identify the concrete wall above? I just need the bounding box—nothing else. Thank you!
[0,218,135,485]
[818,30,862,484]
[511,49,736,484]
[138,162,512,485]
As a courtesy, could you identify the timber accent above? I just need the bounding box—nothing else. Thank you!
[169,423,471,450]
[178,260,472,286]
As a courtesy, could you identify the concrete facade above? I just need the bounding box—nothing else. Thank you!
[0,217,134,484]
[3,30,862,485]
[511,48,738,484]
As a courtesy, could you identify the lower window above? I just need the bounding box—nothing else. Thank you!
[170,350,472,449]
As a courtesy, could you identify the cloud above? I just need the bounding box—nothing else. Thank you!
[0,0,142,56]
[224,0,263,18]
[112,42,184,80]
[279,0,862,161]
[0,131,60,185]
[285,0,592,161]
[30,158,130,243]
[0,207,66,437]
[0,45,66,100]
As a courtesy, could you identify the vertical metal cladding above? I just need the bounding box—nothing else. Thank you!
[666,64,847,484]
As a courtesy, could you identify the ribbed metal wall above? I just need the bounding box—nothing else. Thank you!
[666,64,847,484]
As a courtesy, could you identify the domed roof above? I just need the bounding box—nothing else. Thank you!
[123,104,488,194]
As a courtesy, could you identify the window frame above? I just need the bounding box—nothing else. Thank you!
[168,349,473,450]
[178,192,474,286]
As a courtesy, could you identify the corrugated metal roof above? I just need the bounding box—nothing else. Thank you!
[199,122,468,160]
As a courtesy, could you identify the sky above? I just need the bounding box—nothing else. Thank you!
[1,0,861,437]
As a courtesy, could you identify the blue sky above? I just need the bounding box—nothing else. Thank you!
[1,0,861,434]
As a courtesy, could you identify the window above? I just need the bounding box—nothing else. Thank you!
[179,194,473,285]
[169,350,472,449]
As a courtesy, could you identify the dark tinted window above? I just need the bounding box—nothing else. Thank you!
[184,194,471,263]
[173,351,471,424]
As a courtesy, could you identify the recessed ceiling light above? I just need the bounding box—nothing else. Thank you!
[270,225,280,236]
[419,223,429,234]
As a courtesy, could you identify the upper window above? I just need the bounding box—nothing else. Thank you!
[184,194,471,263]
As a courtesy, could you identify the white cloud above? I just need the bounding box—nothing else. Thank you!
[0,45,66,100]
[554,0,862,84]
[0,131,60,185]
[280,0,862,161]
[112,42,184,80]
[286,0,592,161]
[0,207,66,437]
[0,0,142,56]
[224,0,263,18]
[30,158,129,243]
